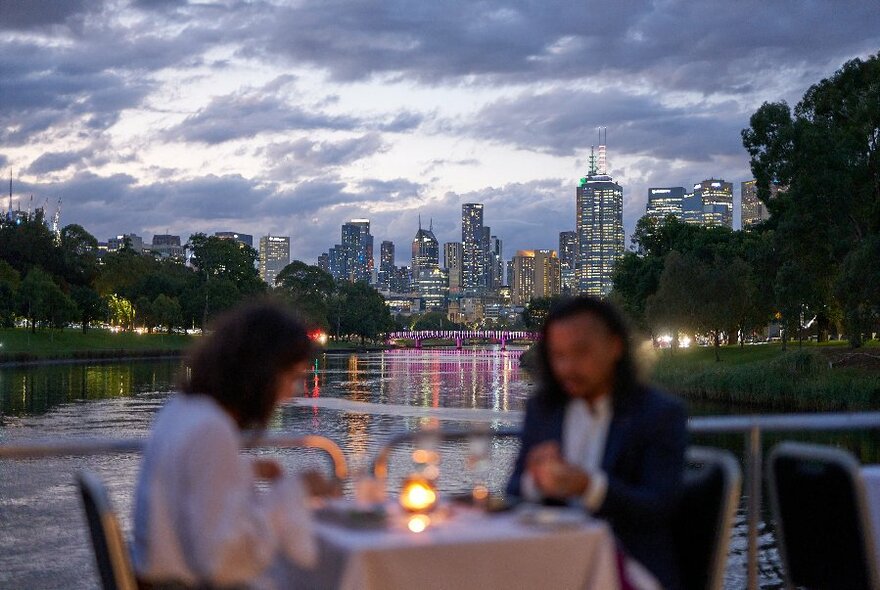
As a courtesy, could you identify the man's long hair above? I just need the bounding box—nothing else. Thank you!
[534,296,641,407]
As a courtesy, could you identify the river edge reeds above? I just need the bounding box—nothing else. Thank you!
[651,346,880,412]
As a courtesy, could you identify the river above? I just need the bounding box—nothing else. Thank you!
[1,349,878,589]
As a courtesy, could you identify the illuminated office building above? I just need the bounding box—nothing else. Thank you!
[576,146,624,297]
[461,203,486,292]
[694,179,733,228]
[378,241,395,290]
[214,231,253,248]
[741,179,776,228]
[512,249,561,306]
[646,187,686,222]
[558,231,577,293]
[259,235,290,286]
[444,242,463,294]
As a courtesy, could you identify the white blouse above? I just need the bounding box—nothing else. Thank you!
[132,394,317,589]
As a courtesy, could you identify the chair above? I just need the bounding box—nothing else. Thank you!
[675,446,742,590]
[76,470,138,590]
[767,442,880,590]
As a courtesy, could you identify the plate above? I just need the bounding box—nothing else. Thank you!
[515,505,589,529]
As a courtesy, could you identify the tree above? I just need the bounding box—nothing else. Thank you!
[70,285,105,333]
[58,224,99,287]
[152,294,182,334]
[107,294,136,331]
[0,260,20,328]
[17,267,55,332]
[275,261,335,329]
[742,53,880,347]
[328,281,393,344]
[522,297,557,331]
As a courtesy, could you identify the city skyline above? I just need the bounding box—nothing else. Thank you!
[2,2,878,263]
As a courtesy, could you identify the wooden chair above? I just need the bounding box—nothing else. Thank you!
[768,442,880,590]
[76,470,138,590]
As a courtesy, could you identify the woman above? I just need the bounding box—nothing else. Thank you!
[133,300,321,589]
[507,296,687,590]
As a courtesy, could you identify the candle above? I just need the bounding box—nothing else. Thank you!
[399,475,438,513]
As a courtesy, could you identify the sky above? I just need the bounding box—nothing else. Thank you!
[1,0,878,266]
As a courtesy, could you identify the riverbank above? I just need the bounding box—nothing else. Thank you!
[0,328,192,365]
[651,342,880,411]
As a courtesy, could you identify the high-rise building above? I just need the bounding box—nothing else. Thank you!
[214,231,253,248]
[444,242,463,294]
[576,147,624,297]
[512,249,561,306]
[488,235,503,290]
[558,231,577,293]
[338,219,373,283]
[317,253,330,273]
[411,220,439,279]
[148,234,183,260]
[378,240,395,290]
[108,233,144,253]
[461,203,485,292]
[694,179,733,228]
[741,180,775,228]
[259,235,290,286]
[646,187,686,222]
[681,192,704,225]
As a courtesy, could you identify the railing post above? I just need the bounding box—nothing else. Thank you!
[746,424,762,590]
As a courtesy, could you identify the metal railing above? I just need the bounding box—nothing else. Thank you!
[368,412,880,590]
[0,434,349,481]
[4,412,880,590]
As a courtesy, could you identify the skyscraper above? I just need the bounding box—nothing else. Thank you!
[576,146,624,297]
[694,179,733,228]
[741,179,774,228]
[340,219,373,283]
[646,187,686,222]
[558,231,577,293]
[461,203,485,292]
[444,242,463,294]
[512,249,561,306]
[214,231,253,248]
[411,219,440,278]
[259,235,290,286]
[488,235,503,290]
[378,240,395,290]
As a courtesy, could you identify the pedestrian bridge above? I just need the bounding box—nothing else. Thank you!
[386,330,538,349]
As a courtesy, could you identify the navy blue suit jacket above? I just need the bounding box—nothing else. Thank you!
[507,386,687,590]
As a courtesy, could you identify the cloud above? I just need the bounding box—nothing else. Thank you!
[265,133,387,172]
[262,0,880,94]
[0,0,98,30]
[467,87,748,160]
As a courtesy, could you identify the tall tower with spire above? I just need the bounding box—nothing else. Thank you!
[575,135,624,297]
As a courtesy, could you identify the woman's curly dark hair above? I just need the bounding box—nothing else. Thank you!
[534,296,640,407]
[180,298,315,429]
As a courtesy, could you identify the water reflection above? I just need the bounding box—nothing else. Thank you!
[1,349,878,590]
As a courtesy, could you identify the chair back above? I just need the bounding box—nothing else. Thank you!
[76,471,138,590]
[767,442,880,590]
[675,446,742,590]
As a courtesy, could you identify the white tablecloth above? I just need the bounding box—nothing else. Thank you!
[289,506,620,590]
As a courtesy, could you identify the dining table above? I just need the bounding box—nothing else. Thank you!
[285,501,621,590]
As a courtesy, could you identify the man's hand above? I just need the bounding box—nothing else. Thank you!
[526,441,590,499]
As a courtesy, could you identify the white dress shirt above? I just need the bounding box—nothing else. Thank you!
[520,394,611,511]
[132,394,317,589]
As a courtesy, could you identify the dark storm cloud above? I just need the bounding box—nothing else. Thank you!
[0,0,98,30]
[468,88,747,160]
[263,0,880,93]
[26,151,89,175]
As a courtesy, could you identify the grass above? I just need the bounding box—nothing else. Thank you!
[650,342,880,411]
[0,327,193,363]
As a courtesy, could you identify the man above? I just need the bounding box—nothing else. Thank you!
[507,296,687,590]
